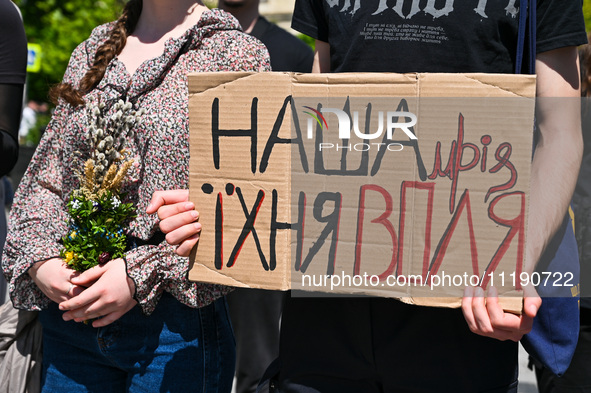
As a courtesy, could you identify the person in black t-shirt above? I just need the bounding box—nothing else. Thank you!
[270,1,585,392]
[219,1,313,392]
[149,1,587,391]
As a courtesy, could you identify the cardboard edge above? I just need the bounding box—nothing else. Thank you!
[188,71,260,95]
[188,263,292,290]
[292,72,417,85]
[399,296,523,314]
[188,264,249,287]
[498,297,524,315]
[418,73,537,98]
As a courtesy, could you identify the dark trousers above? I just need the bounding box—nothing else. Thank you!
[535,307,591,393]
[275,296,518,393]
[227,288,286,393]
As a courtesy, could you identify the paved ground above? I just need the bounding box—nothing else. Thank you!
[518,343,539,393]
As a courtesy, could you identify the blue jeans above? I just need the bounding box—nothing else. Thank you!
[39,293,235,393]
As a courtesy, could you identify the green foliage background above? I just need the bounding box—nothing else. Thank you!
[15,0,125,102]
[585,0,591,34]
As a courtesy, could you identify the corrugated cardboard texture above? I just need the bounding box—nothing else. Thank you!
[188,72,535,313]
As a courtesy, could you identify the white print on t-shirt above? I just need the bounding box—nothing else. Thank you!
[361,23,448,43]
[326,0,519,19]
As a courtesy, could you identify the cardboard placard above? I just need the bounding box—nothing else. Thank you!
[187,72,536,312]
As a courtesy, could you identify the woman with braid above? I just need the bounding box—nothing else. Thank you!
[1,1,269,392]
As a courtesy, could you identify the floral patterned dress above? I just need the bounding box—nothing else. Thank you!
[2,9,270,314]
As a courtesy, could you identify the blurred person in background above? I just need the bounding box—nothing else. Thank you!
[19,100,49,146]
[0,0,27,305]
[18,100,38,145]
[220,0,313,74]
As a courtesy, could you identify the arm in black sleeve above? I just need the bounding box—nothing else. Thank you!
[0,0,28,176]
[0,83,23,176]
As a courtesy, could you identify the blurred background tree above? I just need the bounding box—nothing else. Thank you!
[15,0,125,103]
[585,0,591,33]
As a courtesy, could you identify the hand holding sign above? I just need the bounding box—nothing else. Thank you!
[147,190,201,257]
[461,284,541,341]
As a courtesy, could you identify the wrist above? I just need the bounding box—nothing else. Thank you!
[27,257,63,278]
[28,260,46,278]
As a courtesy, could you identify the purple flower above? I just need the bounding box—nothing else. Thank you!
[98,252,111,265]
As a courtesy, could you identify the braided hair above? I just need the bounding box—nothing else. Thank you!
[49,0,143,106]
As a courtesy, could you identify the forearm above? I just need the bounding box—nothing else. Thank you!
[312,40,330,73]
[525,47,582,272]
[526,124,582,272]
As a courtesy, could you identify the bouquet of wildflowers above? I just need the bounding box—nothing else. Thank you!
[61,99,144,272]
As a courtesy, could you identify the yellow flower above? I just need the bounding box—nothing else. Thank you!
[70,231,77,238]
[64,251,74,263]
